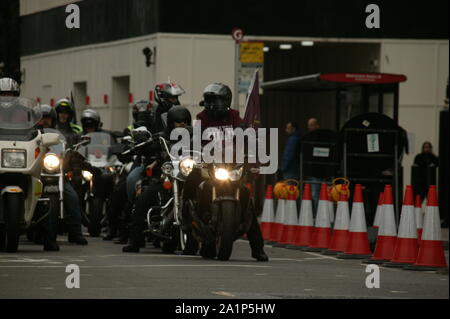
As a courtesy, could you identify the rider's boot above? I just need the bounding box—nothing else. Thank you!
[68,224,88,245]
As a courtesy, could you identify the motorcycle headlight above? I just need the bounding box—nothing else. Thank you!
[162,162,174,175]
[214,168,230,181]
[2,149,26,168]
[229,167,243,182]
[43,153,60,173]
[82,170,93,181]
[179,158,196,177]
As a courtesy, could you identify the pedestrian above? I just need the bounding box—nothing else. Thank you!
[281,122,301,181]
[306,118,324,215]
[412,141,439,201]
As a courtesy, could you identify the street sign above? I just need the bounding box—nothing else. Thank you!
[240,42,264,64]
[231,28,244,43]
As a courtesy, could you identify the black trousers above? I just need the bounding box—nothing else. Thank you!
[128,181,161,245]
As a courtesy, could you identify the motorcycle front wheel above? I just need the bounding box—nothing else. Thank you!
[4,193,24,253]
[216,201,239,261]
[87,197,104,237]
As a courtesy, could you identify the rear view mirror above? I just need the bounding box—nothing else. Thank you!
[80,135,91,145]
[41,133,61,147]
[199,100,205,107]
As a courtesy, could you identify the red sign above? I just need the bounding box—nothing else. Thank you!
[320,73,407,84]
[86,96,91,106]
[231,28,244,43]
[129,93,134,104]
[104,94,108,105]
[50,98,55,107]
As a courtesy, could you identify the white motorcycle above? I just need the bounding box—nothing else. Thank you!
[0,97,60,252]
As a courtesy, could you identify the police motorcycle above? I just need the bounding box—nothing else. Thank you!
[0,97,61,252]
[77,132,122,237]
[186,145,258,261]
[29,130,92,243]
[27,128,66,243]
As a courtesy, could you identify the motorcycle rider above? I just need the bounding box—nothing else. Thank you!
[153,82,186,133]
[37,105,88,246]
[0,77,20,97]
[122,105,192,253]
[183,83,269,262]
[55,99,83,147]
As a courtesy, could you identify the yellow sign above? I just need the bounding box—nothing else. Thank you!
[240,42,264,64]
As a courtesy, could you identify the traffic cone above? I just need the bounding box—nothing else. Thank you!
[260,185,275,241]
[364,185,397,264]
[404,186,448,271]
[373,192,384,229]
[415,194,424,244]
[278,188,299,246]
[270,196,286,243]
[327,187,335,225]
[287,184,314,249]
[324,185,350,255]
[303,184,332,252]
[338,184,372,259]
[384,186,418,267]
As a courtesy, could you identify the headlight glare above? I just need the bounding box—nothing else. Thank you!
[229,167,243,181]
[82,170,93,181]
[179,158,195,177]
[214,168,230,181]
[43,153,60,173]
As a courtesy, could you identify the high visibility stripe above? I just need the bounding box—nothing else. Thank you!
[333,201,350,231]
[421,206,442,241]
[315,200,331,228]
[298,200,313,227]
[349,203,368,233]
[397,205,417,239]
[379,204,397,236]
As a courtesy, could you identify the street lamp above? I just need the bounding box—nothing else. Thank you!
[143,47,156,67]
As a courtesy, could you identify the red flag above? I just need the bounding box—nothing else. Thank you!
[244,69,261,129]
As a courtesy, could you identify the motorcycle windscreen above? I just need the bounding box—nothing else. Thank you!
[0,97,42,130]
[81,132,118,167]
[43,128,66,155]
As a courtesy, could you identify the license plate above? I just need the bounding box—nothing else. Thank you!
[44,185,60,194]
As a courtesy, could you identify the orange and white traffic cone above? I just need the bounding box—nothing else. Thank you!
[415,194,424,244]
[373,192,384,230]
[260,185,275,242]
[365,185,397,264]
[338,184,372,259]
[270,195,286,243]
[404,186,448,271]
[278,188,299,246]
[303,184,332,252]
[327,187,335,225]
[384,185,418,267]
[288,184,314,249]
[324,185,350,255]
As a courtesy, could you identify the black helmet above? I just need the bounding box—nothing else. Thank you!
[202,83,232,120]
[132,99,154,129]
[55,98,75,122]
[81,108,102,131]
[155,82,185,113]
[167,105,192,131]
[39,104,57,128]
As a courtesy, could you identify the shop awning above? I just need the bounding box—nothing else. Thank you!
[261,73,407,92]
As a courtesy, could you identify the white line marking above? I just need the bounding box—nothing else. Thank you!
[0,264,272,269]
[303,252,340,261]
[212,291,236,297]
[390,291,408,294]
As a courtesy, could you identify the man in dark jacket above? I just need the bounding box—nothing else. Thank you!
[281,122,301,180]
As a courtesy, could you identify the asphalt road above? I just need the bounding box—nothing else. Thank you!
[0,236,448,299]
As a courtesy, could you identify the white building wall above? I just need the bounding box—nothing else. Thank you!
[21,34,449,187]
[20,0,84,16]
[380,40,449,186]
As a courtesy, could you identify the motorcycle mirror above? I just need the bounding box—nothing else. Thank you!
[41,133,61,147]
[80,135,92,145]
[199,100,205,107]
